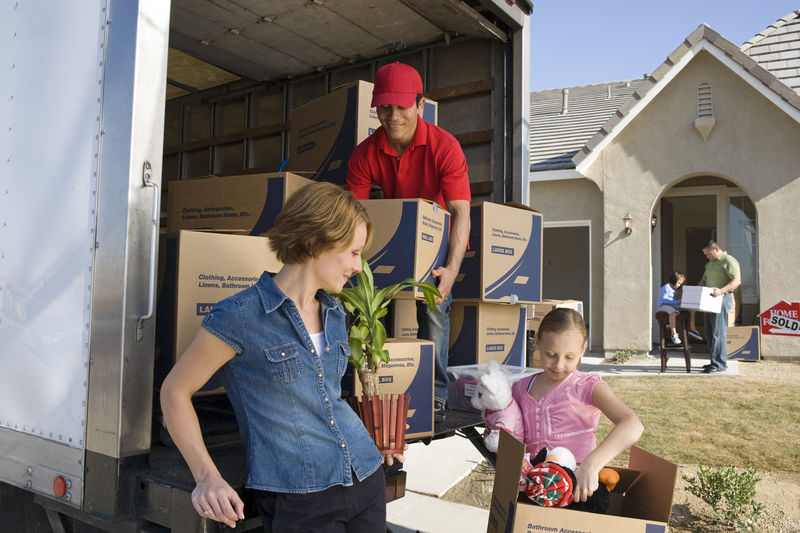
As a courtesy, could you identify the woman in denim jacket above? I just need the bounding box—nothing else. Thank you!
[161,182,400,532]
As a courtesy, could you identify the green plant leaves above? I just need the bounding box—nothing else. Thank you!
[683,465,764,532]
[335,257,442,391]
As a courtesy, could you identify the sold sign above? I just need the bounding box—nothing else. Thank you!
[759,300,800,336]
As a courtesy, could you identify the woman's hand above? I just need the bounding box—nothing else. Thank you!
[383,441,409,466]
[192,474,245,528]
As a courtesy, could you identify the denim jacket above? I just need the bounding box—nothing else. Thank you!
[201,272,383,493]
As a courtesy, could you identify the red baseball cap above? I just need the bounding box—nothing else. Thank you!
[371,62,423,108]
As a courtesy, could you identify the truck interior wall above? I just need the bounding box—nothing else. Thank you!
[161,37,507,206]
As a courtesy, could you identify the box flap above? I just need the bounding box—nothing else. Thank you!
[503,201,543,215]
[623,446,678,522]
[487,430,526,533]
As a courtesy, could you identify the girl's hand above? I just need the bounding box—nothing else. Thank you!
[192,475,245,528]
[573,462,600,503]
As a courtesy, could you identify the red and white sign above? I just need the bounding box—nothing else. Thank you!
[759,300,800,336]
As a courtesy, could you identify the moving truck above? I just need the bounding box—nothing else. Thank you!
[0,1,531,530]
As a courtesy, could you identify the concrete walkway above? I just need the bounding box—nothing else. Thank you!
[386,349,742,532]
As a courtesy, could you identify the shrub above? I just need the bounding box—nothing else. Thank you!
[609,349,635,363]
[683,465,764,532]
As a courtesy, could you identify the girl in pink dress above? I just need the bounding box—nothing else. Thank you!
[513,308,643,504]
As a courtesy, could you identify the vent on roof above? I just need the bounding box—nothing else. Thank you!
[694,83,715,141]
[561,88,569,115]
[697,83,713,117]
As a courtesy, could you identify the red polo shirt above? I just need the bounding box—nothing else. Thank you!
[346,116,470,206]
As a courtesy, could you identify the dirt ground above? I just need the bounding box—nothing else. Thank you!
[442,361,800,533]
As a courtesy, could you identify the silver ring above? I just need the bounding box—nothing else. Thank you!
[203,508,211,514]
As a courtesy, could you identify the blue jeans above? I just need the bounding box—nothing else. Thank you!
[705,292,732,370]
[417,291,452,402]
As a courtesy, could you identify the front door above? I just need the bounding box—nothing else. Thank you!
[652,182,759,341]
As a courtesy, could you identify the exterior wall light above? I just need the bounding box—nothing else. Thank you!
[623,212,633,235]
[651,214,658,232]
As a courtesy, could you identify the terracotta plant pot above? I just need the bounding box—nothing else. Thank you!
[346,393,410,455]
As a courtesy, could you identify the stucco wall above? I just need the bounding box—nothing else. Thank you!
[529,178,603,351]
[581,50,800,358]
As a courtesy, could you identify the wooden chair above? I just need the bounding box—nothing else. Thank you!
[655,310,693,373]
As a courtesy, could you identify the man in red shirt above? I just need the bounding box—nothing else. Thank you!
[347,62,471,422]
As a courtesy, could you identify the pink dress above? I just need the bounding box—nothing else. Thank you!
[511,371,602,463]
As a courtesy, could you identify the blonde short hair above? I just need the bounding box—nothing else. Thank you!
[266,182,373,264]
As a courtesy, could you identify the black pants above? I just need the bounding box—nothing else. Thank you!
[253,467,386,533]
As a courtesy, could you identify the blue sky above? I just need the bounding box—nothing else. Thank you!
[530,2,799,90]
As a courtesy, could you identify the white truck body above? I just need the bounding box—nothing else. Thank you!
[0,1,530,530]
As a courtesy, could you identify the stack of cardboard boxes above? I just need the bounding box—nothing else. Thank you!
[448,202,543,368]
[156,172,311,393]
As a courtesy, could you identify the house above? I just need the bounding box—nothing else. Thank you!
[529,11,800,361]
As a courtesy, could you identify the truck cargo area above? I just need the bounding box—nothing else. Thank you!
[0,1,529,531]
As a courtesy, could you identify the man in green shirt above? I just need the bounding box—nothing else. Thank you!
[699,240,741,373]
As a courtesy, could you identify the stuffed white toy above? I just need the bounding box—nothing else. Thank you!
[470,360,524,452]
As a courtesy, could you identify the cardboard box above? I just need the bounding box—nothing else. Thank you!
[452,202,543,304]
[361,199,450,299]
[390,299,419,339]
[166,172,312,234]
[449,302,527,367]
[446,364,540,412]
[287,80,438,185]
[341,339,434,439]
[680,286,722,313]
[155,230,282,393]
[727,325,760,361]
[488,431,677,533]
[526,299,584,368]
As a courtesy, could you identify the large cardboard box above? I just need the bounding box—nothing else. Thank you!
[446,364,540,412]
[449,302,527,367]
[526,299,584,368]
[452,202,543,304]
[727,325,760,361]
[390,299,419,339]
[488,431,677,533]
[341,339,434,439]
[680,285,722,313]
[155,230,282,393]
[361,199,450,299]
[287,80,438,185]
[166,172,312,234]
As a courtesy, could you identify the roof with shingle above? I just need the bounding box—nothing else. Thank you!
[529,79,647,171]
[741,10,800,94]
[529,23,800,173]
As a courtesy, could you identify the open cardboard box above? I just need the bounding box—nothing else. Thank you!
[488,431,677,533]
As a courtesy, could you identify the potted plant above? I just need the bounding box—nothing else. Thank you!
[337,257,440,454]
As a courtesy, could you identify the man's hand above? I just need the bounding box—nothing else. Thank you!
[430,264,458,303]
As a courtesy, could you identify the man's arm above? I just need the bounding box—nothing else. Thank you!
[345,147,373,200]
[431,199,470,303]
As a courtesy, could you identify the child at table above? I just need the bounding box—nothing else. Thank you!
[512,308,643,504]
[657,271,686,344]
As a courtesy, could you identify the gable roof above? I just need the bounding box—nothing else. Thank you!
[741,10,800,94]
[529,79,647,171]
[530,18,800,176]
[570,24,800,173]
